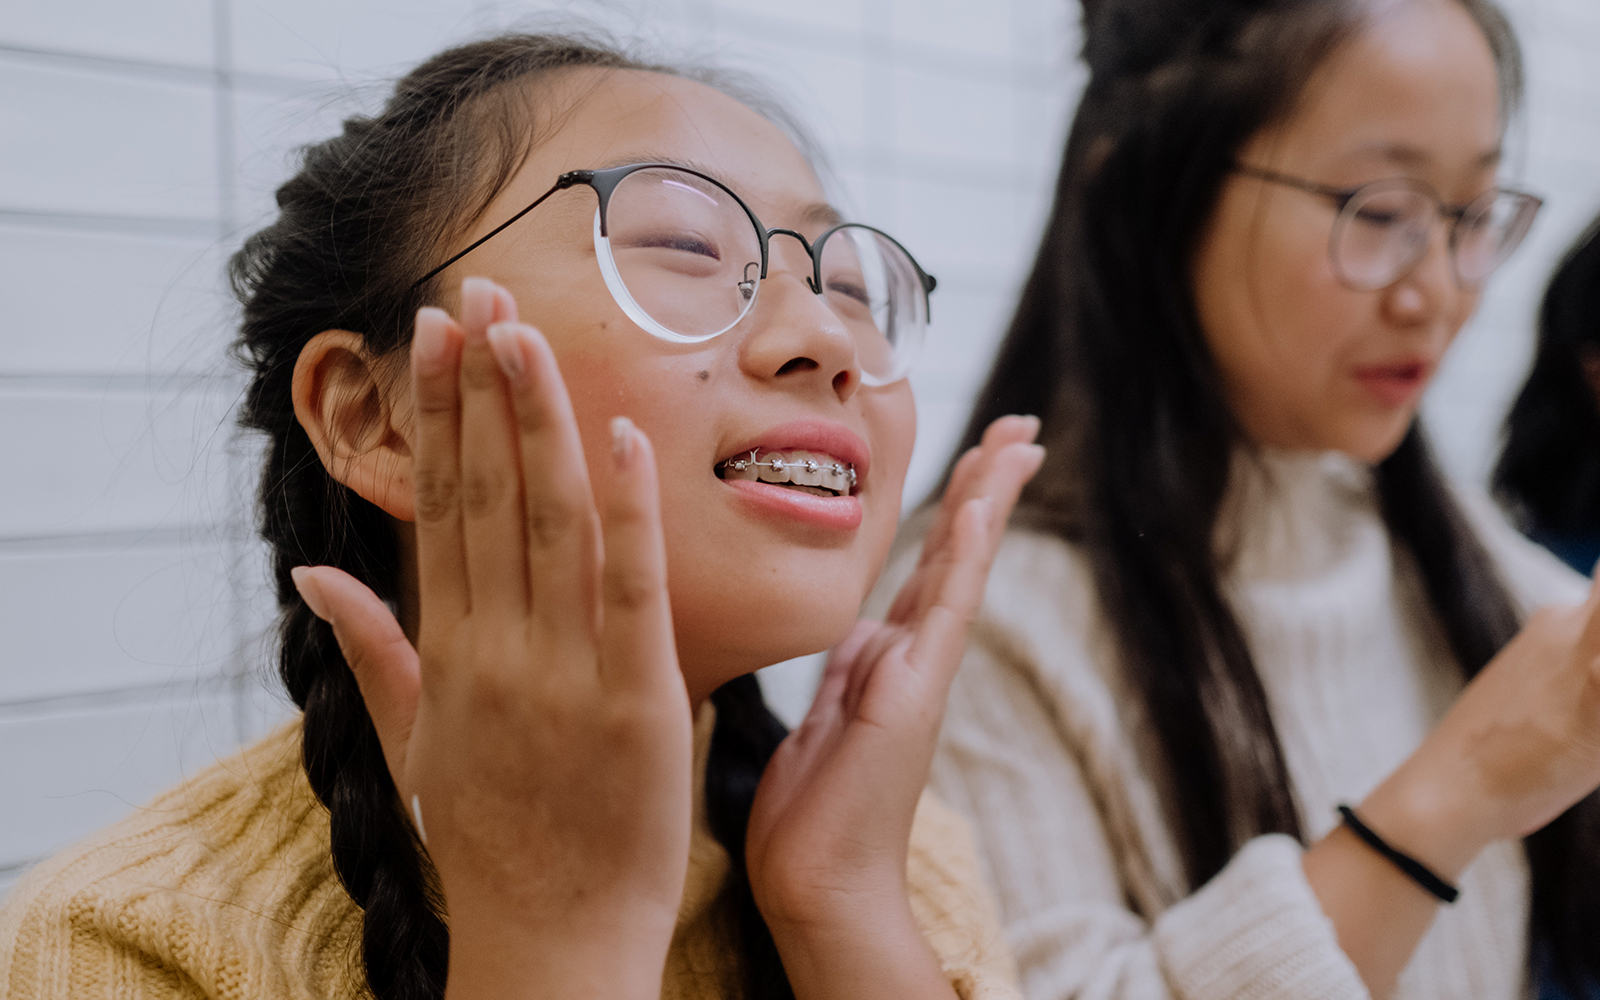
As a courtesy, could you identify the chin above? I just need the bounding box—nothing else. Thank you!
[1333,411,1417,465]
[674,585,864,684]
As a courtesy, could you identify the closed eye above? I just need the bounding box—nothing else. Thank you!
[826,278,871,306]
[627,234,721,259]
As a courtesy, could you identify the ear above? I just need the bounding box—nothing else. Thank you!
[292,330,417,521]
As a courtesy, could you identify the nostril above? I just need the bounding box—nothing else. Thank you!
[776,357,818,376]
[832,369,853,394]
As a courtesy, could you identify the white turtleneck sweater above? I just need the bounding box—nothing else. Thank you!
[872,449,1589,1000]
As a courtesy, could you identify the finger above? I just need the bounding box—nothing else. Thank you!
[597,418,676,690]
[410,305,468,625]
[489,321,603,641]
[920,415,1038,562]
[458,278,531,616]
[889,437,1045,625]
[292,565,420,784]
[907,497,994,681]
[895,416,1040,622]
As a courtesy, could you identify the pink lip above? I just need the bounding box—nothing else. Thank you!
[1353,359,1433,407]
[714,419,871,532]
[720,479,864,530]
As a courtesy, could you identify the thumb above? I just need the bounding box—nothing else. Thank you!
[291,565,420,784]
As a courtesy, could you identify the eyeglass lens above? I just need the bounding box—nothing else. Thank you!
[603,166,924,380]
[1330,183,1538,291]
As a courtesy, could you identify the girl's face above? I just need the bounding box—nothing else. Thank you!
[1191,0,1504,462]
[405,69,916,693]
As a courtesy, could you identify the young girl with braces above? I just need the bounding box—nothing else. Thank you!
[0,33,1042,1000]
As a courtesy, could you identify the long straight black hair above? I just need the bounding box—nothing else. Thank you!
[951,0,1600,991]
[1494,215,1600,543]
[232,33,797,1000]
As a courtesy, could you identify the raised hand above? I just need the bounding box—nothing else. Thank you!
[746,415,1045,999]
[1365,573,1600,874]
[290,278,692,1000]
[1305,571,1600,998]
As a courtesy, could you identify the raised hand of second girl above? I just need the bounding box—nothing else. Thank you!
[290,277,691,1000]
[746,415,1044,999]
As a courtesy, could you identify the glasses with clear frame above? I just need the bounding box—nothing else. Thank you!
[413,163,938,386]
[1234,164,1543,292]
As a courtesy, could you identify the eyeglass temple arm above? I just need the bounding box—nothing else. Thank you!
[1233,163,1353,205]
[409,171,592,291]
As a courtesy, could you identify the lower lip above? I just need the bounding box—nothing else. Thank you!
[1354,365,1428,407]
[719,478,863,531]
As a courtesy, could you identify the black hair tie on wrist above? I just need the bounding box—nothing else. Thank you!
[1337,804,1460,904]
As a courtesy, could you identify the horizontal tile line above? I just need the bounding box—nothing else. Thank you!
[0,42,315,93]
[707,6,1067,87]
[0,372,241,393]
[0,209,225,240]
[0,525,249,555]
[0,858,39,880]
[0,675,247,721]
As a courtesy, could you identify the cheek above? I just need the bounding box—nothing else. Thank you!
[1196,196,1371,439]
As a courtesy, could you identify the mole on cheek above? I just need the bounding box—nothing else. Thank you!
[696,370,710,382]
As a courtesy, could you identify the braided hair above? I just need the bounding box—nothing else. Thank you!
[953,0,1600,992]
[231,32,797,1000]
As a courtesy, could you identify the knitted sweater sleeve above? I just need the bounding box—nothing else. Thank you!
[931,636,1368,1000]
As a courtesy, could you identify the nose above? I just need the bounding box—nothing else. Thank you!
[1383,217,1460,326]
[738,255,863,401]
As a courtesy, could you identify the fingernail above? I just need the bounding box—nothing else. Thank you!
[413,308,452,372]
[612,416,635,466]
[290,566,330,622]
[460,277,495,333]
[487,322,526,382]
[491,285,518,324]
[1019,414,1042,439]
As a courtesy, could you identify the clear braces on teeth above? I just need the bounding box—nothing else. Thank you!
[722,451,858,490]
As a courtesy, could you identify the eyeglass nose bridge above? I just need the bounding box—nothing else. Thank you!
[760,228,826,294]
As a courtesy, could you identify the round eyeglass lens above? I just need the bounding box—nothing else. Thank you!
[1453,190,1538,286]
[601,167,764,342]
[1330,183,1434,291]
[815,225,927,383]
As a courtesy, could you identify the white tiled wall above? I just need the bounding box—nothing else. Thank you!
[1,0,1595,900]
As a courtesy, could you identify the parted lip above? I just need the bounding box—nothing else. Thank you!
[1353,357,1433,382]
[715,419,872,487]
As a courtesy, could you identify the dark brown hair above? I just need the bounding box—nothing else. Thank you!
[953,0,1600,991]
[231,32,799,1000]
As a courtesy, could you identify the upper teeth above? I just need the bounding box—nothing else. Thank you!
[721,449,856,492]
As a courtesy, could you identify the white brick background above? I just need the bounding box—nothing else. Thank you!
[0,0,1594,900]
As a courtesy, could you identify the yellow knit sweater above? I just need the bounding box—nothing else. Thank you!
[0,706,1017,999]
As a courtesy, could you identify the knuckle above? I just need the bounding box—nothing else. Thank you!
[604,566,660,612]
[525,500,580,548]
[459,354,501,391]
[462,469,511,518]
[414,472,458,523]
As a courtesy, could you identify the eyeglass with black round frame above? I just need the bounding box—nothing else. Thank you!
[1233,163,1542,292]
[412,162,938,383]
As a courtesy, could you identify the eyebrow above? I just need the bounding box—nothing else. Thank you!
[591,154,847,227]
[1351,141,1503,170]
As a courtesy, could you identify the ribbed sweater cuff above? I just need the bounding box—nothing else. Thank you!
[1152,834,1369,1000]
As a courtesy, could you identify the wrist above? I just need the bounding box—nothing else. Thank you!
[445,905,673,1000]
[1359,762,1491,881]
[764,894,954,1000]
